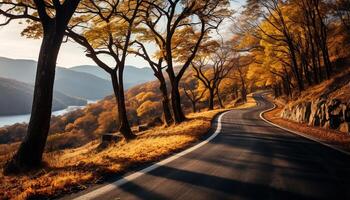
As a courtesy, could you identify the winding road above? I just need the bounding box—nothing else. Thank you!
[66,93,350,200]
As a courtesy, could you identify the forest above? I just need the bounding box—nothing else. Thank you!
[0,0,349,199]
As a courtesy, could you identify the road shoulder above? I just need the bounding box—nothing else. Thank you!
[260,95,350,155]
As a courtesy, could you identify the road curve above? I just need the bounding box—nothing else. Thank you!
[66,93,350,200]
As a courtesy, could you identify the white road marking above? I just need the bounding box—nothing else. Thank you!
[73,111,230,200]
[259,95,350,156]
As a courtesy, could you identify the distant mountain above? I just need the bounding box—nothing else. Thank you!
[0,77,86,115]
[70,65,155,88]
[0,57,113,100]
[69,65,110,80]
[54,69,112,100]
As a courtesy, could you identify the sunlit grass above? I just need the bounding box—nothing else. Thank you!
[225,93,257,109]
[0,109,224,199]
[0,99,257,199]
[236,94,257,109]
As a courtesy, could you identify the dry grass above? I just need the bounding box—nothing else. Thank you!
[263,68,350,151]
[236,94,257,109]
[0,143,19,167]
[264,95,350,151]
[0,109,225,200]
[0,99,258,200]
[226,93,257,109]
[288,67,350,106]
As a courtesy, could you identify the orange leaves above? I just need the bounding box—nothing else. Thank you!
[21,21,43,39]
[135,91,157,102]
[66,113,98,133]
[172,26,216,64]
[96,110,118,134]
[136,100,161,118]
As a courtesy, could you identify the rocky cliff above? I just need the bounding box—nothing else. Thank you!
[280,70,350,134]
[281,97,350,133]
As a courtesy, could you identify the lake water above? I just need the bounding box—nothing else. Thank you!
[0,100,97,128]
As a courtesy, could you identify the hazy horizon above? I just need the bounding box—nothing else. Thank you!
[0,55,152,69]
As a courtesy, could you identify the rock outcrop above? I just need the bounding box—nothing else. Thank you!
[281,98,350,134]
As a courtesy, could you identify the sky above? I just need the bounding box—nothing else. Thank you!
[0,0,245,69]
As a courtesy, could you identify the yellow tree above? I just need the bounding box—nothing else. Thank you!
[130,33,174,125]
[137,100,162,120]
[180,74,206,113]
[239,0,305,92]
[0,0,81,173]
[64,0,146,140]
[192,41,236,110]
[142,0,231,122]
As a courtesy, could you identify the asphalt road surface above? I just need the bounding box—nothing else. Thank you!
[67,93,350,200]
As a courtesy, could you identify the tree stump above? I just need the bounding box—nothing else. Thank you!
[101,133,120,142]
[135,125,149,132]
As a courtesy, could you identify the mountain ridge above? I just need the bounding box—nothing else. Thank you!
[70,64,155,86]
[0,57,155,100]
[0,56,113,100]
[0,77,86,115]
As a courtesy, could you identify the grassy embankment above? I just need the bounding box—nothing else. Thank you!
[263,99,350,151]
[0,97,256,200]
[263,69,350,151]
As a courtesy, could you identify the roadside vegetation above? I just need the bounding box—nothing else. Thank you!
[264,101,350,151]
[237,0,350,142]
[0,59,257,199]
[0,100,255,200]
[2,110,221,199]
[264,68,350,151]
[0,0,349,199]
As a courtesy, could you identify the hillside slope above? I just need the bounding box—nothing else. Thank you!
[0,77,86,115]
[0,69,237,145]
[277,67,350,134]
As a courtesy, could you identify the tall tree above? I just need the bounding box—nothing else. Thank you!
[65,0,146,140]
[234,56,251,102]
[261,0,304,91]
[142,0,230,122]
[333,0,350,33]
[181,79,206,113]
[0,0,81,173]
[301,0,332,78]
[192,43,235,110]
[130,41,174,126]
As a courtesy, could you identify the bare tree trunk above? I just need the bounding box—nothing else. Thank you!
[321,48,331,79]
[315,44,324,81]
[310,46,320,84]
[170,80,186,123]
[110,70,136,140]
[315,2,332,78]
[110,72,121,128]
[159,78,173,125]
[302,55,312,85]
[289,47,304,92]
[217,90,224,108]
[4,24,65,173]
[241,81,247,103]
[307,26,320,84]
[192,102,197,113]
[208,89,215,110]
[237,67,247,102]
[283,71,293,98]
[118,68,135,140]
